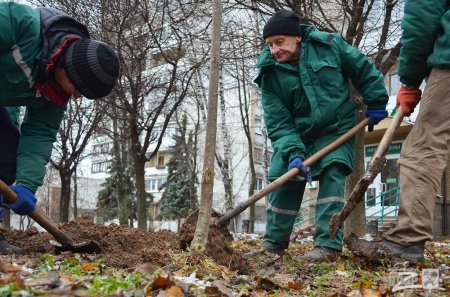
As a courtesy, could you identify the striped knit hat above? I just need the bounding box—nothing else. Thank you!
[63,39,119,99]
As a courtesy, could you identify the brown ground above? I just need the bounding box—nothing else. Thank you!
[2,215,248,273]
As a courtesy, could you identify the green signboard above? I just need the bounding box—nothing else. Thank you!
[365,142,402,157]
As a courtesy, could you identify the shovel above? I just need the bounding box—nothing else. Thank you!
[329,108,404,238]
[0,179,102,253]
[216,117,370,228]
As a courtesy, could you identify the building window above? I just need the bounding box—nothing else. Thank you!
[267,152,273,165]
[255,117,262,135]
[254,148,263,164]
[93,142,110,154]
[145,178,167,192]
[157,156,165,167]
[255,178,265,191]
[91,161,111,173]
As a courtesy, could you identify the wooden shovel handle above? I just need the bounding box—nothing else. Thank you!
[329,108,405,238]
[216,118,370,226]
[0,179,75,246]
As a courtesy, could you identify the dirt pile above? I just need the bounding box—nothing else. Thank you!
[2,217,179,270]
[2,215,249,273]
[178,210,248,273]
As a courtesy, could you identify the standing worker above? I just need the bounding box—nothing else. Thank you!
[347,0,450,264]
[0,2,120,254]
[248,9,389,262]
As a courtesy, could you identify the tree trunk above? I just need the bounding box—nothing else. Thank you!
[72,171,78,218]
[344,98,366,237]
[135,158,147,230]
[59,173,72,223]
[117,193,129,225]
[191,0,222,252]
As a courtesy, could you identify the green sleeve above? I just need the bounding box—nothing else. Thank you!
[337,35,389,110]
[260,87,306,162]
[16,103,65,193]
[0,2,41,55]
[398,0,447,86]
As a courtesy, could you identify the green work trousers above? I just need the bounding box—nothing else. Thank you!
[263,164,346,252]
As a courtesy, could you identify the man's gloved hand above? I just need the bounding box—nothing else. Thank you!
[366,109,388,132]
[397,86,422,116]
[0,186,36,216]
[288,157,312,182]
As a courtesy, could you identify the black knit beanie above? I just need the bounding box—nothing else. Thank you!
[263,10,301,39]
[63,39,119,99]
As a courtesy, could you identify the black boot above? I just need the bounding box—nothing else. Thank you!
[345,234,425,264]
[298,246,341,262]
[0,233,22,255]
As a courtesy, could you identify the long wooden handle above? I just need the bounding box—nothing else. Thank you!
[329,109,404,238]
[0,180,75,246]
[216,118,370,226]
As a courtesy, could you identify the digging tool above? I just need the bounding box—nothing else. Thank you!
[216,117,370,228]
[329,108,404,238]
[0,179,102,253]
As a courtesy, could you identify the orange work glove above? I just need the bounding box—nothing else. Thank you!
[396,86,422,116]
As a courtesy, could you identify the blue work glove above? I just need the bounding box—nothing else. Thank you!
[366,109,388,132]
[0,185,36,216]
[288,157,312,182]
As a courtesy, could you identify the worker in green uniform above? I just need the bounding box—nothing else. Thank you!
[0,2,119,254]
[249,9,389,262]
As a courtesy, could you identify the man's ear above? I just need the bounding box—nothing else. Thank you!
[296,36,302,43]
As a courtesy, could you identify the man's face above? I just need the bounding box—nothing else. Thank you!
[54,67,81,99]
[265,35,301,63]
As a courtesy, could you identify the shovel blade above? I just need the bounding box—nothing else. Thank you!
[50,239,102,254]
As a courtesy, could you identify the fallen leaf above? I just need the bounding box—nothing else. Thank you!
[165,286,184,297]
[336,262,345,271]
[360,287,382,297]
[153,274,171,290]
[0,273,25,289]
[346,289,362,296]
[0,261,22,273]
[81,263,97,271]
[287,280,303,291]
[204,286,220,295]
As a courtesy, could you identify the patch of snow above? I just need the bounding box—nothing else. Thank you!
[432,242,450,248]
[294,235,314,243]
[335,270,349,277]
[231,232,261,241]
[173,272,211,289]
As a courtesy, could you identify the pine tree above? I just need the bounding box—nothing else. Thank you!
[159,115,198,229]
[96,159,135,225]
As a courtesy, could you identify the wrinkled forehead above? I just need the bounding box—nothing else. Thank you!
[265,35,300,44]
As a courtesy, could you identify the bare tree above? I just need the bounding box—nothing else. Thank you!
[99,0,203,230]
[51,98,105,222]
[191,0,223,252]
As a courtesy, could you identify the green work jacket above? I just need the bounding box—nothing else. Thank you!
[398,0,450,86]
[0,2,89,193]
[254,25,389,180]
